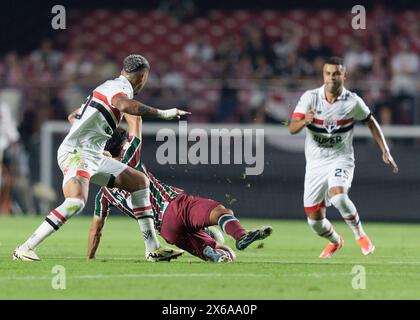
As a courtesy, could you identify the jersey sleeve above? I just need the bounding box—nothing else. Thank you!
[292,91,312,119]
[95,80,132,108]
[120,136,142,168]
[94,189,112,217]
[352,94,372,122]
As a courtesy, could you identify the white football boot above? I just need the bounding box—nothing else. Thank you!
[145,246,184,262]
[13,245,41,261]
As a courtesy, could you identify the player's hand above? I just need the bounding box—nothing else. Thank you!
[158,108,191,120]
[304,109,315,125]
[383,151,399,174]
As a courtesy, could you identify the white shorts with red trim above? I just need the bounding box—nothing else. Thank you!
[303,159,354,213]
[57,147,128,188]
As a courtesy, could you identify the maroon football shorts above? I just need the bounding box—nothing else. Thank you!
[160,193,220,260]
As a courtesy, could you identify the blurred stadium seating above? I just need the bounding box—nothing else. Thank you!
[0,1,419,219]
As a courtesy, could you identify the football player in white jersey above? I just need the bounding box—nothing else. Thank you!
[289,57,398,258]
[14,54,188,261]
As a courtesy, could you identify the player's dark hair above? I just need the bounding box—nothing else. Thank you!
[325,56,344,66]
[105,128,128,157]
[123,54,150,73]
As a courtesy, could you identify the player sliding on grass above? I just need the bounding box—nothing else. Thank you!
[14,54,189,261]
[87,114,273,262]
[289,56,398,258]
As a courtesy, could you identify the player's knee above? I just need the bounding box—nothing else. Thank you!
[216,205,233,216]
[305,207,325,220]
[63,197,85,217]
[133,171,149,190]
[120,168,149,192]
[64,177,89,202]
[210,205,234,224]
[330,193,352,211]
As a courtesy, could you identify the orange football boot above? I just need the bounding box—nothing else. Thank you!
[357,235,375,256]
[319,236,344,258]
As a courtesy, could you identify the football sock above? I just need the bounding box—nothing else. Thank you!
[217,214,247,240]
[131,188,160,252]
[307,217,340,244]
[23,198,85,250]
[137,217,160,252]
[330,194,366,240]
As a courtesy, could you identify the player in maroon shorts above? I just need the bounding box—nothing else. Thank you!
[88,114,273,262]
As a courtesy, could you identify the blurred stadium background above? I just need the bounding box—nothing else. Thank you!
[0,0,419,221]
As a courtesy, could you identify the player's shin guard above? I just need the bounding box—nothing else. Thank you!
[330,194,366,240]
[131,188,160,253]
[217,213,247,240]
[23,198,85,250]
[307,218,340,244]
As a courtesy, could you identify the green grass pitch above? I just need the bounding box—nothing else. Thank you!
[0,216,420,299]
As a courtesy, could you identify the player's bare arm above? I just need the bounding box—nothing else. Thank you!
[367,116,399,174]
[124,113,142,138]
[112,93,190,120]
[87,215,106,259]
[288,109,315,134]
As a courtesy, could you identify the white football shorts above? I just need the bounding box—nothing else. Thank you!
[303,159,355,213]
[57,146,128,188]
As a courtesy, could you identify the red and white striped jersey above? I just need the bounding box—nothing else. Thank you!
[292,85,371,164]
[60,75,133,155]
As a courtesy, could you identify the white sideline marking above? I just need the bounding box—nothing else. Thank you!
[3,271,420,282]
[11,256,420,267]
[0,273,269,282]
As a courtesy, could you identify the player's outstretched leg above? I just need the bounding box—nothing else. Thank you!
[307,216,344,258]
[209,205,273,251]
[14,197,85,261]
[330,193,375,256]
[14,176,88,261]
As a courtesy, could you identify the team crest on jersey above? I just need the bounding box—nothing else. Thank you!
[104,126,112,135]
[323,117,337,134]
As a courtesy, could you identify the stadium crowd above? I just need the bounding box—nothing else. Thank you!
[0,4,419,214]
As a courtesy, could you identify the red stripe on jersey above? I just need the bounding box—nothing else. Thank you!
[100,193,110,218]
[313,118,323,125]
[102,187,134,217]
[304,201,325,213]
[51,210,67,223]
[111,92,128,107]
[76,170,91,179]
[93,91,122,124]
[127,136,142,168]
[148,172,171,202]
[337,118,353,125]
[292,112,305,119]
[312,118,353,126]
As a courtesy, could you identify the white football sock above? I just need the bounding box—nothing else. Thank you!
[330,194,366,240]
[23,198,85,250]
[131,188,160,253]
[137,217,160,253]
[307,217,340,244]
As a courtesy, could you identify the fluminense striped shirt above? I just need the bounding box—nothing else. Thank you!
[94,136,183,230]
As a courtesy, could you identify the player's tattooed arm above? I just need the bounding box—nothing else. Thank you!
[124,113,142,139]
[67,108,81,124]
[367,116,399,174]
[87,216,106,259]
[112,95,191,120]
[288,109,315,134]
